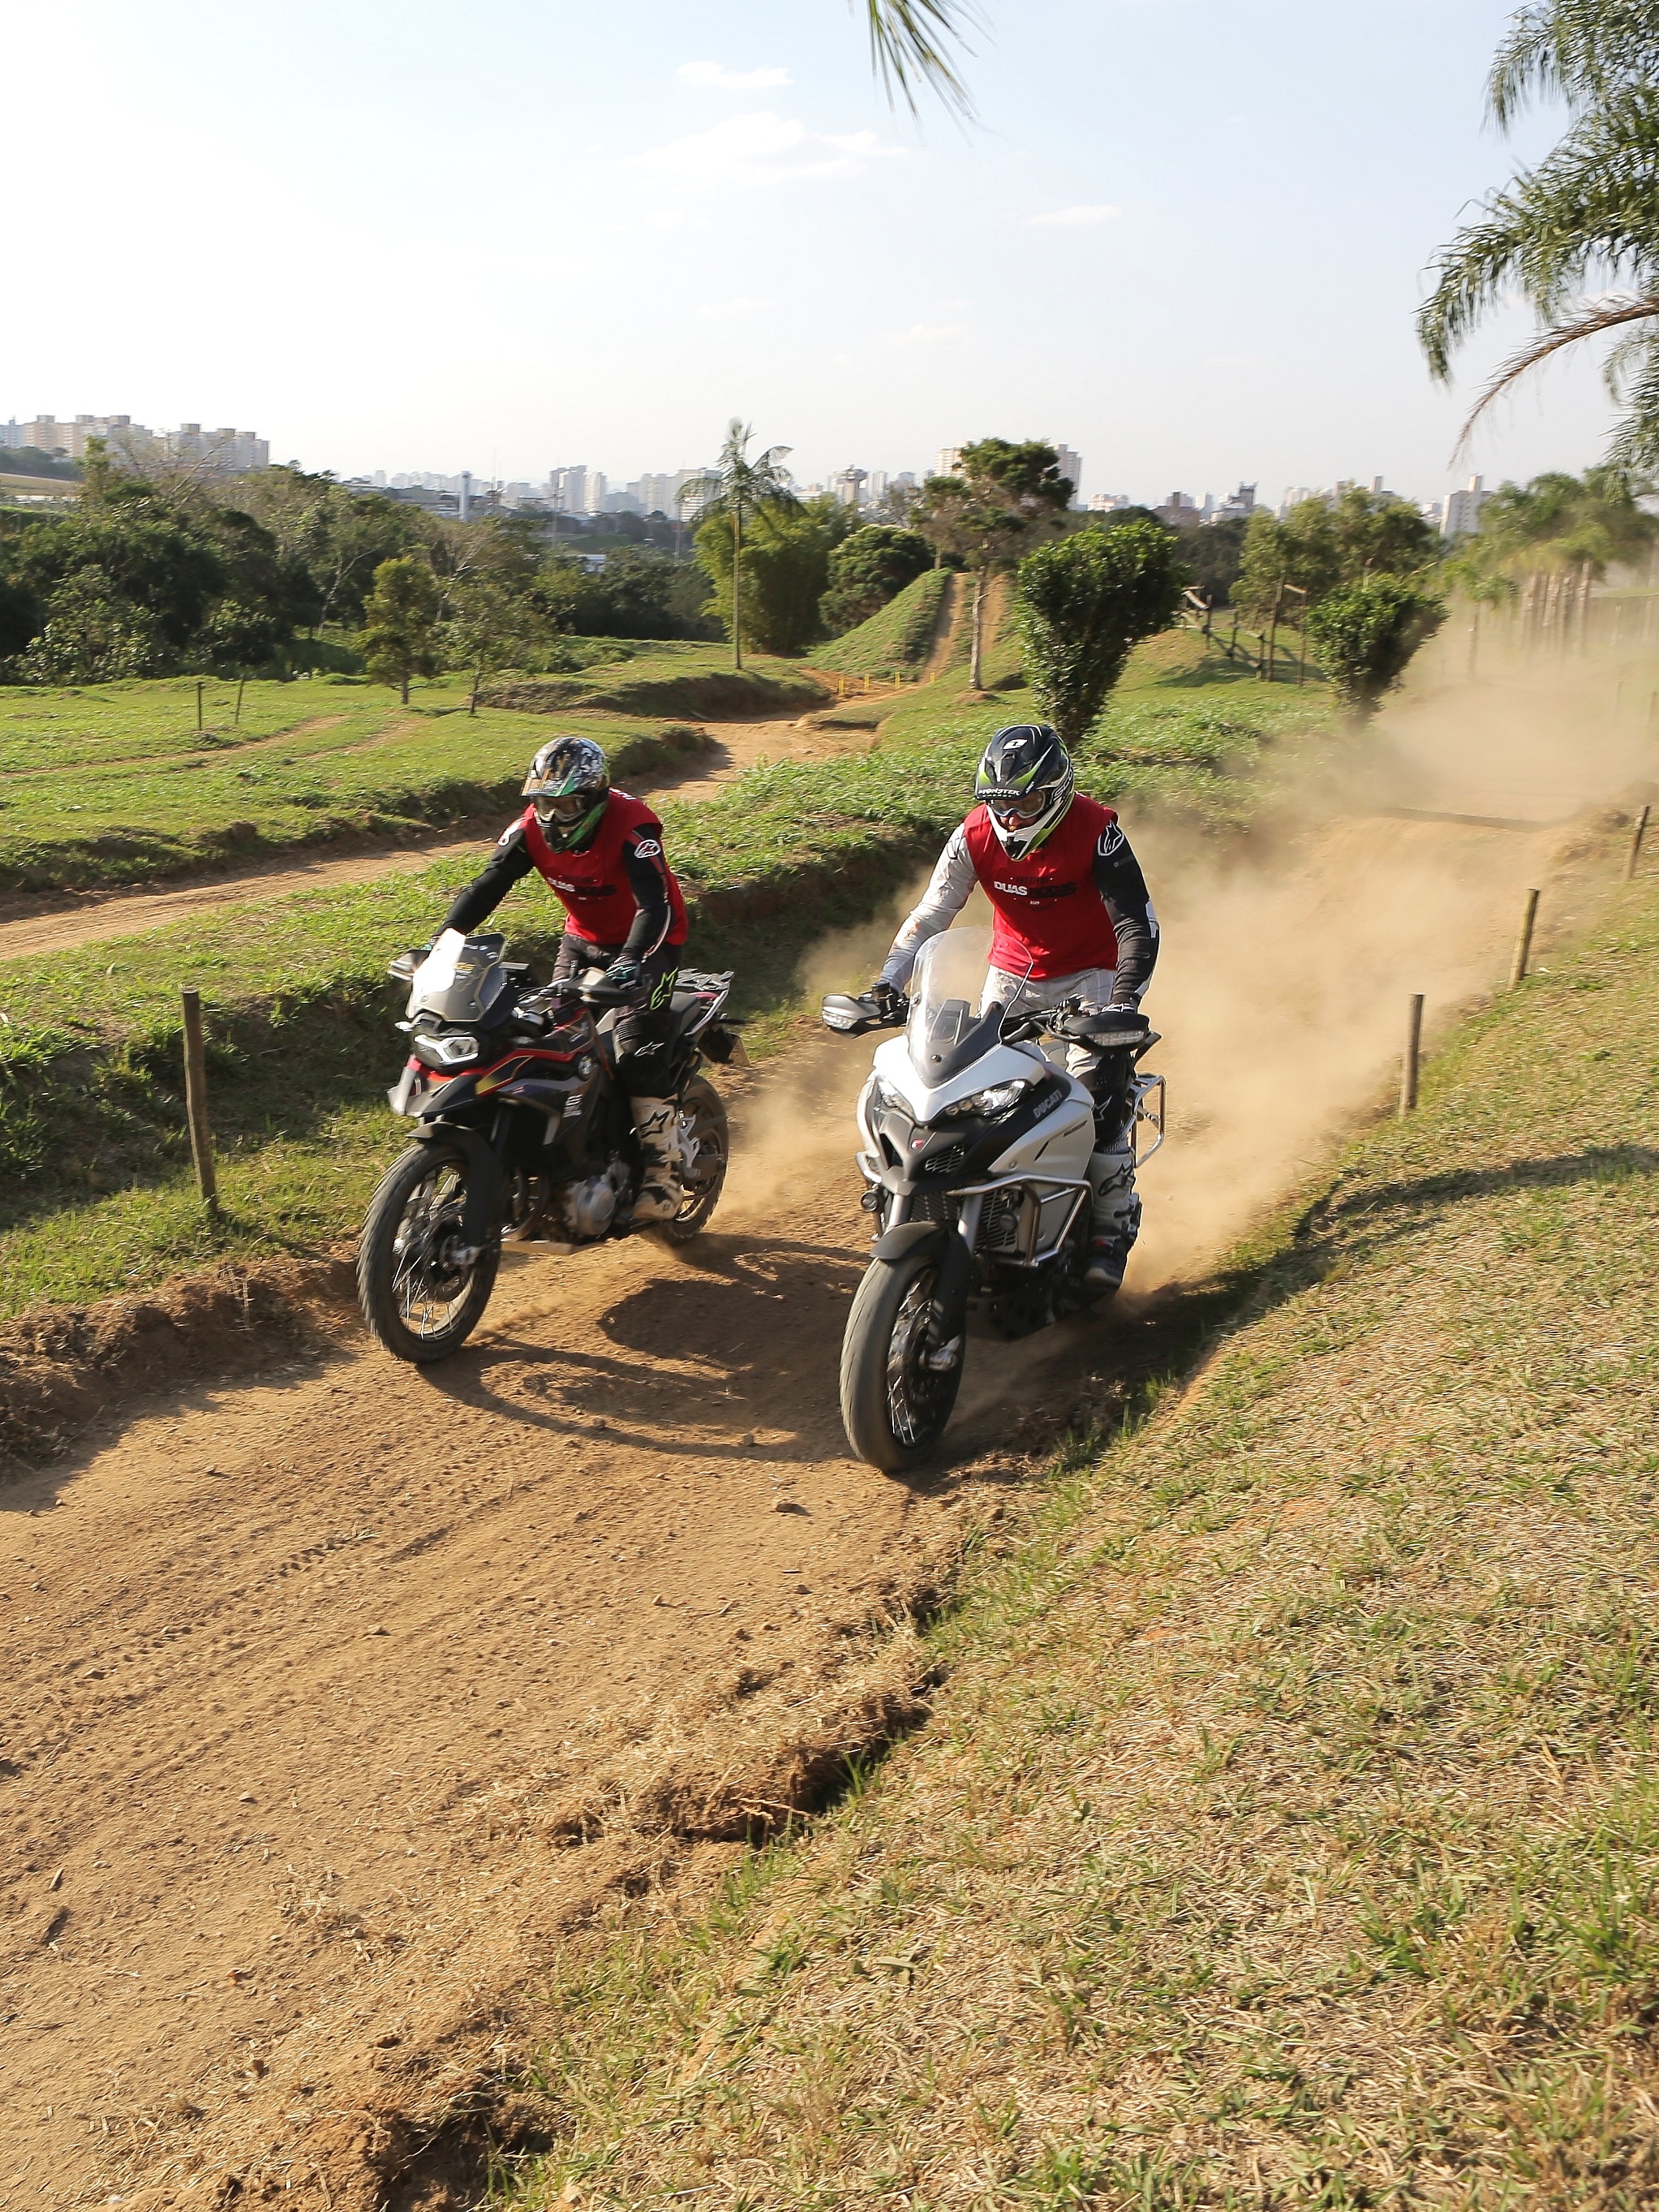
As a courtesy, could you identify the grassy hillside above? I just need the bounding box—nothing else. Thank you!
[0,654,1335,1315]
[0,651,818,893]
[811,570,951,678]
[503,837,1659,2209]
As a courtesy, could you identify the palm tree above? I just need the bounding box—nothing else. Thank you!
[1419,0,1659,464]
[682,422,800,670]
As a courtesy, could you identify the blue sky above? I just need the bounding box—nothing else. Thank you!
[3,0,1622,505]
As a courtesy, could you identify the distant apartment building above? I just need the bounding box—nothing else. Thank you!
[1053,445,1082,503]
[936,445,962,479]
[1210,482,1257,524]
[1153,491,1202,529]
[1088,492,1131,512]
[1438,474,1489,538]
[832,465,868,507]
[12,414,267,473]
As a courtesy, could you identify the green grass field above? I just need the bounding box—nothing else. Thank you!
[0,648,823,893]
[505,837,1659,2210]
[0,644,1335,1316]
[811,570,952,678]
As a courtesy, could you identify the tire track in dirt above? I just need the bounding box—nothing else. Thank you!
[0,716,873,964]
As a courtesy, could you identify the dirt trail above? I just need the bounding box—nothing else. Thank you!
[0,1043,1094,2207]
[0,716,866,964]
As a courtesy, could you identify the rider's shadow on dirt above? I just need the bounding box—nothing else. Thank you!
[415,1233,866,1463]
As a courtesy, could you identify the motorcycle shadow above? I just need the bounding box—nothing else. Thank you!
[410,1231,868,1468]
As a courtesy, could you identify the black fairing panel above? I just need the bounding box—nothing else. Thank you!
[906,999,1005,1087]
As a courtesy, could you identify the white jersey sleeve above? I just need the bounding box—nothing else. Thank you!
[878,826,978,989]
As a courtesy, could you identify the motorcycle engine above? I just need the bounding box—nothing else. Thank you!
[560,1161,625,1239]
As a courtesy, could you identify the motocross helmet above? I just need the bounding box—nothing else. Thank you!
[975,724,1074,859]
[524,736,609,850]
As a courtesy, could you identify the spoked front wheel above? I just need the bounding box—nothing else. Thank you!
[357,1143,499,1362]
[839,1249,965,1474]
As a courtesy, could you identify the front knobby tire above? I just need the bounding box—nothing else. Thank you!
[357,1143,499,1362]
[661,1074,729,1245]
[839,1250,965,1474]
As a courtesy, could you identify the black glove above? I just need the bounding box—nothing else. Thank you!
[604,953,643,993]
[872,979,907,1016]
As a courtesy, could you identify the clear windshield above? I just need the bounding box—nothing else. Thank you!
[906,928,1004,1087]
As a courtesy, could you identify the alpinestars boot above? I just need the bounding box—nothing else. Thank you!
[1085,1135,1141,1293]
[629,1097,682,1224]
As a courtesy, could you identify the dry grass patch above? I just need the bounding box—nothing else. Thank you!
[509,871,1659,2209]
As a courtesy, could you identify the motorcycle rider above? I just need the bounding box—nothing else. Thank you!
[440,736,690,1224]
[870,723,1158,1293]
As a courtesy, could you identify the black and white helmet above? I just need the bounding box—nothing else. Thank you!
[524,736,608,850]
[975,723,1074,859]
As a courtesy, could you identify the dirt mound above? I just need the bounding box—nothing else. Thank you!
[0,1254,355,1472]
[482,668,828,721]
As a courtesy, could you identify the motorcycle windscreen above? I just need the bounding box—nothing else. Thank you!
[905,928,1005,1087]
[406,929,509,1024]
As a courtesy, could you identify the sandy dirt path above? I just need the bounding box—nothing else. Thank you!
[0,716,868,965]
[0,1043,1095,2208]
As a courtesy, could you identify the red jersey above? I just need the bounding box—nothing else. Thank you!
[519,789,688,949]
[961,793,1122,979]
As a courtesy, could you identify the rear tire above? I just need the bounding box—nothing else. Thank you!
[661,1074,729,1244]
[839,1249,965,1474]
[358,1143,499,1362]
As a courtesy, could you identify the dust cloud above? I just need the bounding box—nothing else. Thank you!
[1133,637,1657,1285]
[753,636,1657,1291]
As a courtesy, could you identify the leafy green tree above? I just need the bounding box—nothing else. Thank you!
[682,422,799,669]
[914,439,1072,687]
[1164,514,1249,608]
[695,500,835,656]
[441,574,546,712]
[359,557,441,704]
[1236,488,1438,625]
[1420,0,1659,463]
[819,524,934,635]
[1466,464,1658,577]
[1305,577,1446,723]
[17,570,166,682]
[234,465,427,630]
[1012,522,1189,744]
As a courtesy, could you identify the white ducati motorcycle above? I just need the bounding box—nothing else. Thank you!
[822,928,1163,1473]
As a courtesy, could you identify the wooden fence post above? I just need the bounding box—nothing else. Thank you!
[195,681,204,731]
[1629,803,1651,883]
[181,987,219,1211]
[1509,888,1541,989]
[1399,994,1424,1117]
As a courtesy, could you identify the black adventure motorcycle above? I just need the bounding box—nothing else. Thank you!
[356,927,744,1362]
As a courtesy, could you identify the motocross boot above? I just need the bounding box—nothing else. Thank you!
[630,1097,682,1224]
[1084,1129,1141,1293]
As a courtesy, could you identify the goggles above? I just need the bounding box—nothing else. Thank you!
[533,790,591,826]
[986,791,1049,828]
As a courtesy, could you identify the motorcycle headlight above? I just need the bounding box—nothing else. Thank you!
[873,1077,905,1111]
[415,1031,480,1068]
[942,1078,1030,1120]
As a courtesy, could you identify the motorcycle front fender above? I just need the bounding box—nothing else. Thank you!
[414,1117,501,1253]
[870,1220,947,1263]
[870,1219,973,1326]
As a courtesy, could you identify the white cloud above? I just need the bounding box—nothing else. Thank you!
[677,60,793,91]
[1026,204,1121,227]
[635,111,900,188]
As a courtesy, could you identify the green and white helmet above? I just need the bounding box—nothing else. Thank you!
[975,723,1074,859]
[524,736,609,850]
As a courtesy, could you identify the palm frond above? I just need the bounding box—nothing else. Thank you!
[1489,0,1659,127]
[1451,290,1659,457]
[862,0,977,117]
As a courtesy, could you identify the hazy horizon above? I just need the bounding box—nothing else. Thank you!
[3,0,1625,507]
